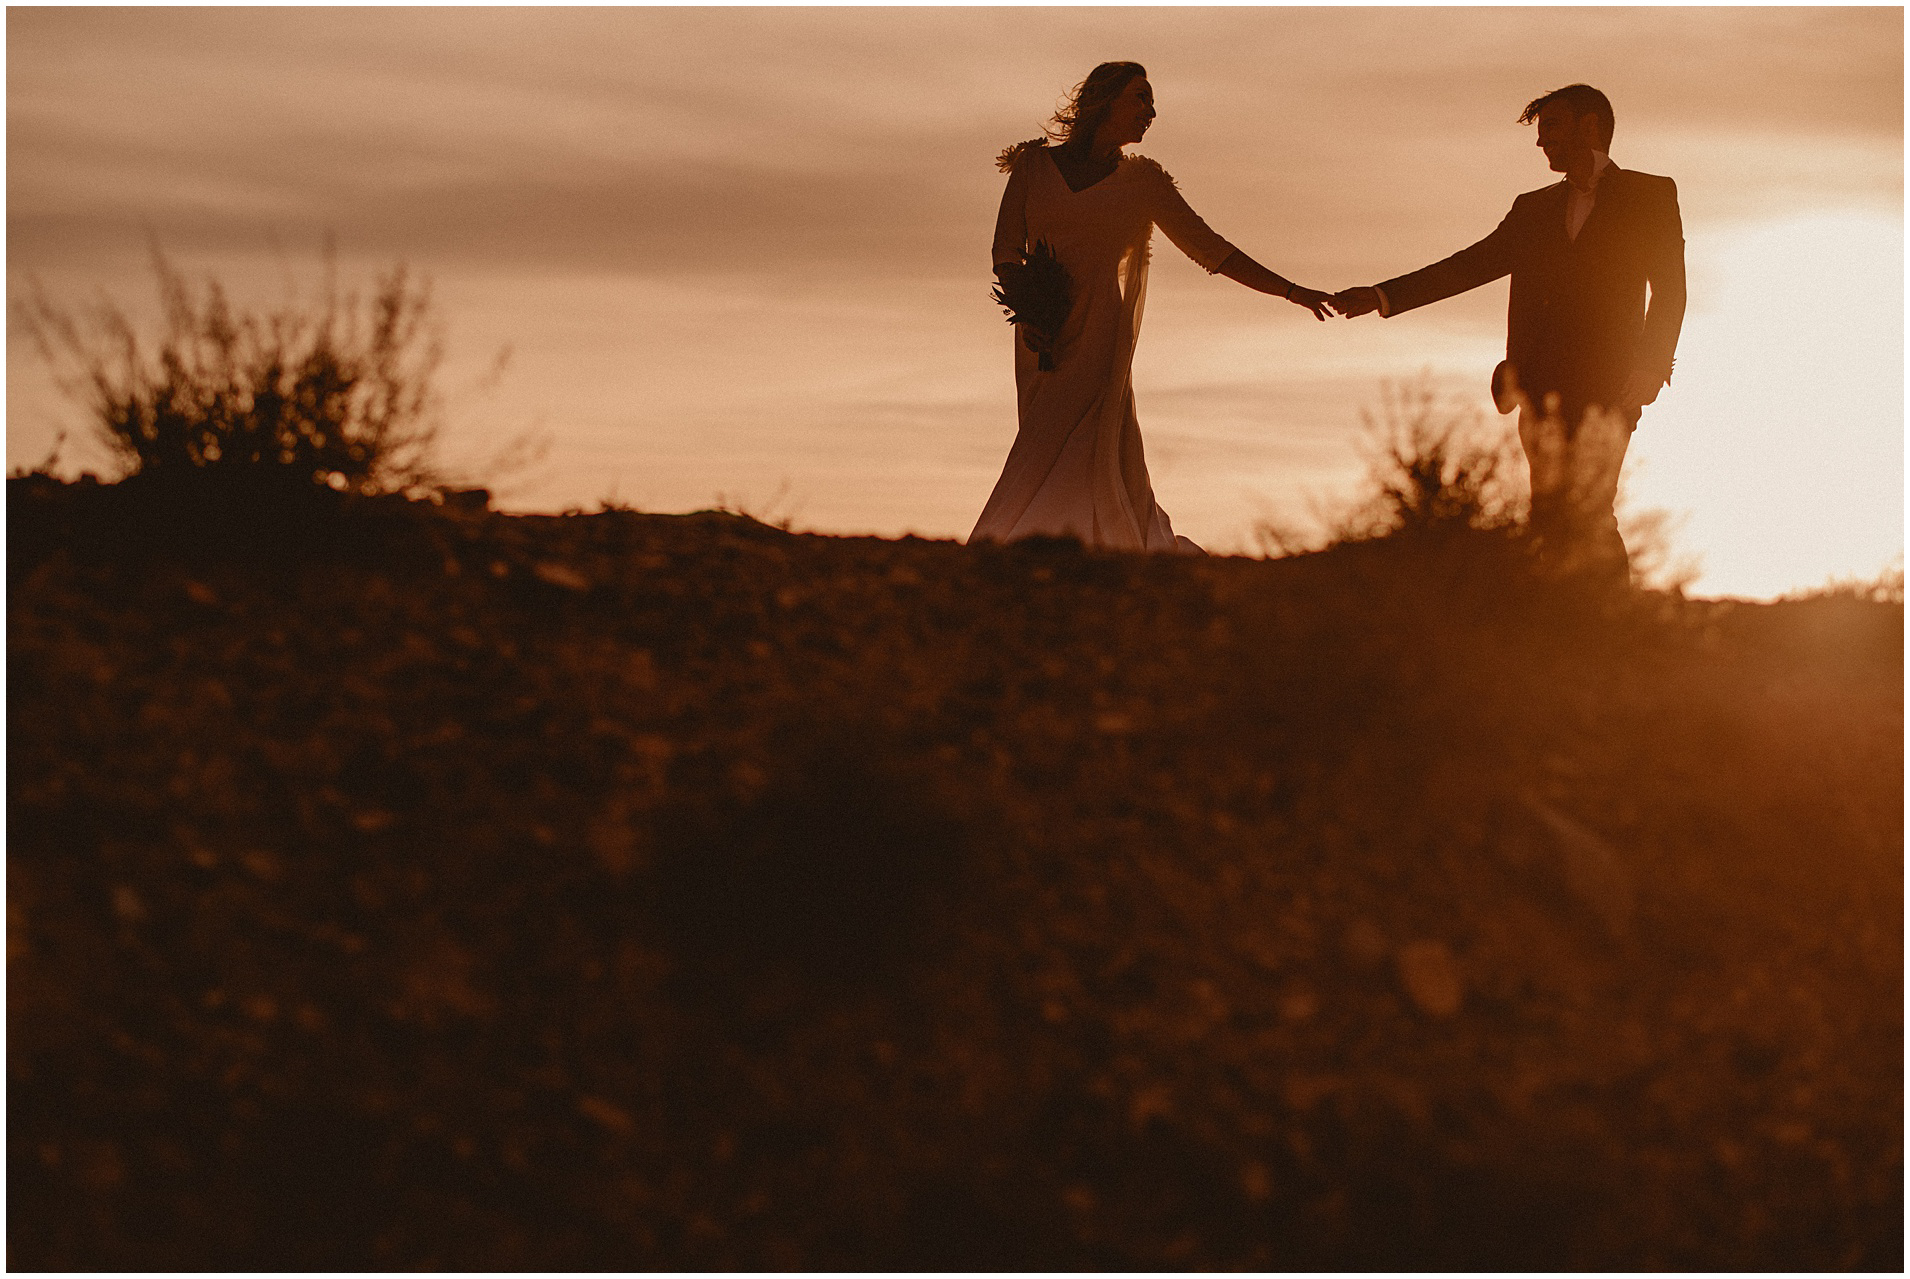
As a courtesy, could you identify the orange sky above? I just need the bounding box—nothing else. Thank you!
[8,6,1902,597]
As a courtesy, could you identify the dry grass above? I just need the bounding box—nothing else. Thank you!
[8,476,1902,1268]
[12,247,445,496]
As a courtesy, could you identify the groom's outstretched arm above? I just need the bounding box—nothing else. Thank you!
[1332,200,1522,318]
[1374,202,1521,314]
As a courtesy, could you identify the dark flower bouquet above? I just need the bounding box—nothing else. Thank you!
[991,240,1072,371]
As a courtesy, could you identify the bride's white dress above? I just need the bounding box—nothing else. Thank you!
[970,146,1237,553]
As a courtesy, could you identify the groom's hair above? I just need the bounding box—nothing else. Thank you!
[1519,83,1615,147]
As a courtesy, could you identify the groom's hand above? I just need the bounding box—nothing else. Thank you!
[1329,286,1381,318]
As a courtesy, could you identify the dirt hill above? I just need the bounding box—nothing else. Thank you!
[8,475,1902,1268]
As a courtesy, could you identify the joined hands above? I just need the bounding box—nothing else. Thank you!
[1327,286,1382,318]
[1279,285,1384,321]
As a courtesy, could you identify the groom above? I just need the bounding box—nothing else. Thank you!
[1333,84,1686,584]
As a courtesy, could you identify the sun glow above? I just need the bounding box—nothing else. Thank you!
[1625,209,1903,598]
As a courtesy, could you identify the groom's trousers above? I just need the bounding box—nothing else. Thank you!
[1517,397,1639,586]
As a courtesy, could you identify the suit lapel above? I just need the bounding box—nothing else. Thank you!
[1572,162,1627,248]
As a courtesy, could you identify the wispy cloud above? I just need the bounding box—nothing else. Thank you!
[12,7,1899,278]
[7,7,1901,594]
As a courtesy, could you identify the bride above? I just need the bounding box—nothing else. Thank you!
[970,61,1332,553]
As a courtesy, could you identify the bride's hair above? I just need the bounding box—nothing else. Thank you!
[997,61,1149,172]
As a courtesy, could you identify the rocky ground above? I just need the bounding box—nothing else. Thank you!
[8,474,1902,1269]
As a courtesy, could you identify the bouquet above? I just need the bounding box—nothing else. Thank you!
[991,240,1072,371]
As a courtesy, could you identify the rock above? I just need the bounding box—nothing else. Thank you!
[533,561,591,592]
[1279,985,1319,1022]
[577,1095,634,1135]
[1396,939,1464,1017]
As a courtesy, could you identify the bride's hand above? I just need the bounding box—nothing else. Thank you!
[1288,286,1333,321]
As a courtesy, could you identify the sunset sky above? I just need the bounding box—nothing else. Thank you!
[8,6,1902,598]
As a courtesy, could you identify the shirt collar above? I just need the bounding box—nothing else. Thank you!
[1569,150,1612,194]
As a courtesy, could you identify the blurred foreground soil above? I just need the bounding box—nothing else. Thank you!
[8,475,1902,1269]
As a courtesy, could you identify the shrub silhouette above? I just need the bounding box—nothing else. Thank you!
[15,246,444,496]
[1255,378,1527,558]
[1787,560,1905,605]
[1337,377,1525,542]
[1254,376,1697,593]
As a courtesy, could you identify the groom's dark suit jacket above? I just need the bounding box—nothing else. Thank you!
[1379,163,1686,423]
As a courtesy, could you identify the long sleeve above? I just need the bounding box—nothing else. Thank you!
[991,156,1032,269]
[1377,200,1521,316]
[1639,178,1686,384]
[1141,159,1235,274]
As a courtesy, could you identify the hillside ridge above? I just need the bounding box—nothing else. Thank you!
[9,476,1902,1269]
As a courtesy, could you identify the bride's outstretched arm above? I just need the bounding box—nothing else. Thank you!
[1216,250,1332,321]
[1144,160,1332,321]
